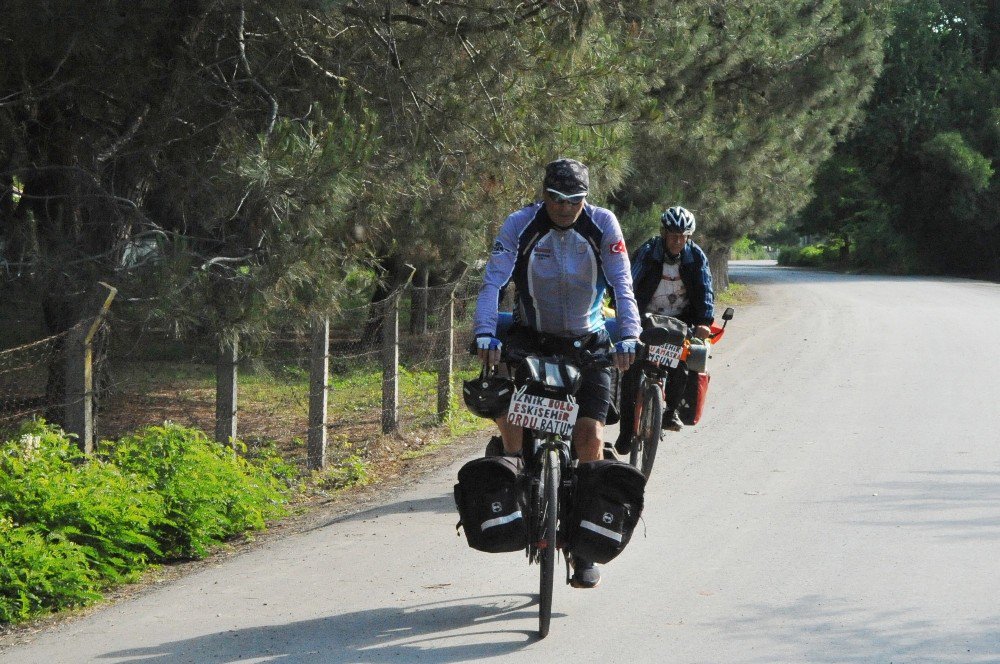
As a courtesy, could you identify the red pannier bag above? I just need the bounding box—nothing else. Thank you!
[678,371,710,425]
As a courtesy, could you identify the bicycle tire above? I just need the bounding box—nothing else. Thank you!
[632,380,663,479]
[628,397,644,469]
[538,448,559,638]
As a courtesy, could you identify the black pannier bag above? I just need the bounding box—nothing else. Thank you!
[564,460,646,564]
[454,456,526,553]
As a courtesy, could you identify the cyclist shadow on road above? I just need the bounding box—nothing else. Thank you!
[98,593,557,663]
[307,493,458,531]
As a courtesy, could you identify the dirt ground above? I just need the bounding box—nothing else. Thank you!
[93,356,464,468]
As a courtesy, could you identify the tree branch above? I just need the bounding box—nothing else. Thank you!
[0,33,78,107]
[238,3,278,137]
[340,2,547,35]
[96,104,149,164]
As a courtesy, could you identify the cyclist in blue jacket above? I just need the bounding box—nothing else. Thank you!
[614,206,715,454]
[472,158,642,588]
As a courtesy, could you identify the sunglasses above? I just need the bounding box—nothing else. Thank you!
[545,188,587,204]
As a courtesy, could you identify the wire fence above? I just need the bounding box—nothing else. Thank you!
[0,330,68,426]
[0,274,489,472]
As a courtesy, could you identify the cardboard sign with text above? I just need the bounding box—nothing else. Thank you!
[647,343,683,368]
[507,388,579,437]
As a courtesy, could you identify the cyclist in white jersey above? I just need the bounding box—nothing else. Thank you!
[614,206,715,453]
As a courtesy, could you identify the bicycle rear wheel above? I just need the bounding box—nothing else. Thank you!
[630,380,663,479]
[538,448,560,638]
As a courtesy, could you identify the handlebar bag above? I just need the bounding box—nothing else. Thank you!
[514,355,583,398]
[678,371,710,425]
[454,456,526,553]
[643,314,688,347]
[564,460,646,564]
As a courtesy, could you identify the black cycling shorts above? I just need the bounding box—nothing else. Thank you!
[501,325,614,423]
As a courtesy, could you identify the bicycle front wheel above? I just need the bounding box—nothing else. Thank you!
[631,380,663,479]
[538,448,560,638]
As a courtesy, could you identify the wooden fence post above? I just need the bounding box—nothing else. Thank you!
[64,282,117,454]
[436,286,456,423]
[215,331,238,445]
[436,265,468,423]
[382,265,416,434]
[307,316,330,469]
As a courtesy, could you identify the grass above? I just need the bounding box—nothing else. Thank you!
[100,355,491,491]
[716,282,755,308]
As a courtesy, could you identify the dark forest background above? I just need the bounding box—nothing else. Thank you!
[1,1,995,348]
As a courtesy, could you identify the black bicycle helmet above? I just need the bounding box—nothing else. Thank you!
[463,370,515,419]
[660,206,696,235]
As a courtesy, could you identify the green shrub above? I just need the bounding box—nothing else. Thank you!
[0,422,165,584]
[101,424,292,559]
[314,453,371,491]
[777,242,843,268]
[851,219,919,273]
[0,519,101,623]
[778,245,824,267]
[797,245,825,266]
[0,421,295,624]
[776,246,800,265]
[730,236,773,260]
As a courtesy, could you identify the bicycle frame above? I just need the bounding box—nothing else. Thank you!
[489,347,611,638]
[625,307,735,477]
[517,425,573,638]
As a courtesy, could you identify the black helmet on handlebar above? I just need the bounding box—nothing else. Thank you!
[463,369,515,419]
[660,206,696,235]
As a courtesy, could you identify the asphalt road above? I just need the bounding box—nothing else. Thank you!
[3,262,999,663]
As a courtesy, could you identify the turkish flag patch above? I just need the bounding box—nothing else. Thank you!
[609,240,626,254]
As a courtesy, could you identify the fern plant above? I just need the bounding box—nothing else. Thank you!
[0,519,101,623]
[0,420,294,624]
[101,424,292,559]
[0,421,165,583]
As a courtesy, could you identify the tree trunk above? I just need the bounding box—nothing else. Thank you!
[840,233,851,265]
[363,255,419,346]
[41,276,79,425]
[361,281,392,346]
[361,254,408,345]
[708,246,731,294]
[426,262,470,322]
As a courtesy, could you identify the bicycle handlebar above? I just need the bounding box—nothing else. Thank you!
[500,346,614,370]
[467,340,615,370]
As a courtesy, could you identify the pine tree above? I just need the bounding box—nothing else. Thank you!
[608,0,891,288]
[800,0,999,278]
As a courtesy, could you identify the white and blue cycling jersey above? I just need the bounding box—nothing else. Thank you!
[473,201,641,340]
